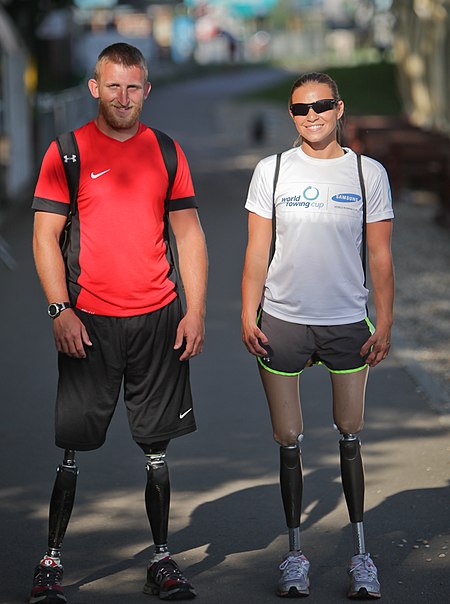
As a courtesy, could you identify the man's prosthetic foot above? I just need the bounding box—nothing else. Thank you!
[30,556,66,604]
[144,556,196,600]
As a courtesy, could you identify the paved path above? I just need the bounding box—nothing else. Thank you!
[1,68,449,604]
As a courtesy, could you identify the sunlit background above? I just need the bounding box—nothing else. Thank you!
[0,6,449,601]
[0,0,448,221]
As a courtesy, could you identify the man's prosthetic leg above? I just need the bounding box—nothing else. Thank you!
[279,435,304,552]
[142,440,171,558]
[142,440,197,599]
[29,450,78,603]
[47,449,79,559]
[339,433,366,555]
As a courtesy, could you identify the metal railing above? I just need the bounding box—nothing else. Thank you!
[35,82,95,162]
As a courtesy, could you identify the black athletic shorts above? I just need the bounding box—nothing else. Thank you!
[257,310,374,375]
[55,297,195,451]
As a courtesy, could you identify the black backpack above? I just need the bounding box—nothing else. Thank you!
[55,128,179,281]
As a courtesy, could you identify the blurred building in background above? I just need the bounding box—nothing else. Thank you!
[0,0,448,213]
[0,5,33,211]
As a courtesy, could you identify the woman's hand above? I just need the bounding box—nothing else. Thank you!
[242,316,269,357]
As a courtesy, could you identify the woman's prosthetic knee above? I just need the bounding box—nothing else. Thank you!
[339,433,366,554]
[48,449,78,557]
[279,434,304,551]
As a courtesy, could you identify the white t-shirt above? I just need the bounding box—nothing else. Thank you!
[245,146,394,325]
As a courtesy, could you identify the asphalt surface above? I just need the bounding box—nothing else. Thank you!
[1,68,449,604]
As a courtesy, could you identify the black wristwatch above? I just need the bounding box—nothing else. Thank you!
[48,302,71,319]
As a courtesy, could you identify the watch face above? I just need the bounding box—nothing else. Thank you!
[48,303,59,318]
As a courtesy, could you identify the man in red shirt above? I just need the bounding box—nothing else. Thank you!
[30,43,207,603]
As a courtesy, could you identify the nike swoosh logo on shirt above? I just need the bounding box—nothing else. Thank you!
[91,169,111,179]
[179,408,192,420]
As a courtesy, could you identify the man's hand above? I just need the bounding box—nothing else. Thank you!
[174,310,204,361]
[53,309,92,358]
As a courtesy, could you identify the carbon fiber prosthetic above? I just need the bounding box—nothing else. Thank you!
[339,433,366,554]
[47,449,78,558]
[280,435,304,552]
[145,448,170,552]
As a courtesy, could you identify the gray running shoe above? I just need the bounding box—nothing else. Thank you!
[347,553,381,599]
[277,551,310,597]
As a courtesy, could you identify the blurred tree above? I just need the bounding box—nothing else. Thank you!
[393,0,450,135]
[0,0,73,55]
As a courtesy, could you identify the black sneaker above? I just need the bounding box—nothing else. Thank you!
[143,556,196,600]
[29,556,66,603]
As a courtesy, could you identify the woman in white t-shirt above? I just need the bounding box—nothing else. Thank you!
[242,72,394,599]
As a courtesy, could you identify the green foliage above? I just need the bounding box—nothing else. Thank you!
[326,62,403,116]
[241,61,403,116]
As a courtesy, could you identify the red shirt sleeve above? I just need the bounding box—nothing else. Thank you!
[32,141,70,215]
[169,141,197,211]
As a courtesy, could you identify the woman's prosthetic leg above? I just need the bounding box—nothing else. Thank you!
[141,440,171,556]
[331,368,369,555]
[339,433,366,554]
[258,365,305,552]
[280,436,304,551]
[47,449,78,558]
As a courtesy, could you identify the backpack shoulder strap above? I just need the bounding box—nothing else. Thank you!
[151,127,181,289]
[151,128,178,232]
[356,153,367,287]
[56,131,80,217]
[270,152,282,264]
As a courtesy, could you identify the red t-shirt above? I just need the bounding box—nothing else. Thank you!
[33,121,196,316]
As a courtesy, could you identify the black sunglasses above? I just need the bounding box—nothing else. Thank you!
[290,99,338,116]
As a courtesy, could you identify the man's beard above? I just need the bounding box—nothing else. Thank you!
[98,98,142,130]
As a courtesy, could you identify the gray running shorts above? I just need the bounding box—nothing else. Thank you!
[257,310,374,375]
[55,297,195,451]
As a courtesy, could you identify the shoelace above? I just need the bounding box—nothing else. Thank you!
[349,555,377,581]
[155,558,186,581]
[36,565,63,586]
[279,555,309,580]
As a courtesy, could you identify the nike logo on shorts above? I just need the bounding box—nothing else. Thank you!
[179,408,192,420]
[91,169,111,179]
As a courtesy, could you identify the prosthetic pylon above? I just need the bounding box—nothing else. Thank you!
[48,449,78,557]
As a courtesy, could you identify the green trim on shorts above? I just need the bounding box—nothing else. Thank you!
[365,316,375,334]
[256,306,263,322]
[257,355,304,376]
[327,364,368,374]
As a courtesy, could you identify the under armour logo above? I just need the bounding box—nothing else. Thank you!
[63,154,77,163]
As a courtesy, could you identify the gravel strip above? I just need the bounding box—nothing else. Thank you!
[390,192,450,412]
